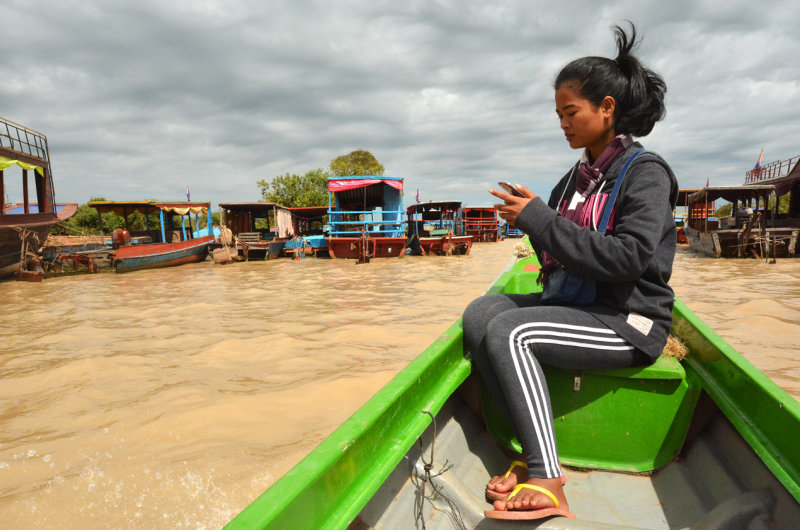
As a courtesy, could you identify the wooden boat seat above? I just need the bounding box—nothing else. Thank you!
[236,232,262,243]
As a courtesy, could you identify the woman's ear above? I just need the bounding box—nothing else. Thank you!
[602,96,616,118]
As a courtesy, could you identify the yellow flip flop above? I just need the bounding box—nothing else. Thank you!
[485,460,567,502]
[484,483,576,520]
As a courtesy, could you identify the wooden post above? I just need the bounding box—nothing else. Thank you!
[711,232,722,257]
[23,169,29,213]
[0,170,4,214]
[790,230,799,257]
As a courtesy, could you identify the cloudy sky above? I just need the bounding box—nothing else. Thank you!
[2,0,799,209]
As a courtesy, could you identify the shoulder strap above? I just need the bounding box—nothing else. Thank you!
[597,149,645,234]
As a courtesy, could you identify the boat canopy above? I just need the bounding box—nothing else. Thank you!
[87,201,210,216]
[288,206,328,219]
[0,156,45,177]
[328,177,403,192]
[406,200,462,215]
[687,185,775,205]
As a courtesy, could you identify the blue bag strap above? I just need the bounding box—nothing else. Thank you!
[597,149,645,234]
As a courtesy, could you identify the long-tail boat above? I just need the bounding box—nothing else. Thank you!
[326,176,407,260]
[87,200,214,273]
[226,238,800,529]
[406,201,473,256]
[462,206,500,242]
[1,117,76,278]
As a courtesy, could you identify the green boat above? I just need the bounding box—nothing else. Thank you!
[227,241,800,529]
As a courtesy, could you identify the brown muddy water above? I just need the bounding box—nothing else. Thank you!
[1,240,798,529]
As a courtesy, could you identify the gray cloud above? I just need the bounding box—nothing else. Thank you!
[2,0,799,208]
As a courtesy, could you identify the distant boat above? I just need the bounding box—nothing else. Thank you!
[283,206,329,258]
[218,203,295,260]
[406,200,473,255]
[326,176,407,260]
[685,153,800,259]
[462,206,500,242]
[86,200,214,273]
[673,188,701,245]
[0,117,77,278]
[226,238,800,529]
[503,222,523,238]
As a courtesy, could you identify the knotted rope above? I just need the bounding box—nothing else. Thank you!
[413,411,467,530]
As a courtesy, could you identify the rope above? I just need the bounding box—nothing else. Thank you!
[413,411,467,530]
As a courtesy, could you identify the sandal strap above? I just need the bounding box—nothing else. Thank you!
[505,484,559,509]
[502,460,528,478]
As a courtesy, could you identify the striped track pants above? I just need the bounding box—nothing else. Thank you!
[462,293,647,478]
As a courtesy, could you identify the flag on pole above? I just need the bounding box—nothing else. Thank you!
[754,148,764,171]
[186,186,191,202]
[416,189,420,203]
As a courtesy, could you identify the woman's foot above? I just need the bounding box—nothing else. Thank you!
[485,460,528,501]
[492,477,569,513]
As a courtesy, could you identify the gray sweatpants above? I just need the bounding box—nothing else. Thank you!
[462,293,650,479]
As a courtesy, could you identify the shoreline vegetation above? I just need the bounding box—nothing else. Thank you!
[50,149,387,237]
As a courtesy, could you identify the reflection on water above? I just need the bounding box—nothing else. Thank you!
[2,241,799,528]
[0,241,517,529]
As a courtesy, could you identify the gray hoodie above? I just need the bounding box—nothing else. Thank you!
[515,142,679,360]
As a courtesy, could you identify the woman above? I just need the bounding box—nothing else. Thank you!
[462,22,678,520]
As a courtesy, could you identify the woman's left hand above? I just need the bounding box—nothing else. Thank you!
[489,185,538,224]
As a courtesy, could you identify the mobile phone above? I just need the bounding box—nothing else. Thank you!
[498,181,524,197]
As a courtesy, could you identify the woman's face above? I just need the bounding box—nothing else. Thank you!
[555,83,615,160]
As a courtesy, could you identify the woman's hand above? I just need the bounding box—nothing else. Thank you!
[489,184,538,225]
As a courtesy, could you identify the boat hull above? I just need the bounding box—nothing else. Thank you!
[227,239,800,529]
[0,213,62,278]
[327,237,407,259]
[114,235,213,273]
[418,235,473,256]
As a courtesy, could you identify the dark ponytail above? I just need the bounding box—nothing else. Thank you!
[554,22,666,137]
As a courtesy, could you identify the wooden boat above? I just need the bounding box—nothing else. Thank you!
[327,176,407,260]
[0,117,77,278]
[686,154,800,258]
[86,201,214,273]
[406,201,473,256]
[219,203,295,260]
[227,240,800,529]
[462,206,499,242]
[282,206,329,258]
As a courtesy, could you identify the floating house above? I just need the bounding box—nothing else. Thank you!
[0,117,76,279]
[405,200,473,256]
[326,176,407,260]
[219,202,295,260]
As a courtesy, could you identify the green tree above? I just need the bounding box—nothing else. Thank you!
[714,203,732,218]
[329,149,384,177]
[257,168,330,207]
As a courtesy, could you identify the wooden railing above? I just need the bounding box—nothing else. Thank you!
[746,154,800,183]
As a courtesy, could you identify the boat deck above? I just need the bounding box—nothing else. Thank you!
[354,379,797,529]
